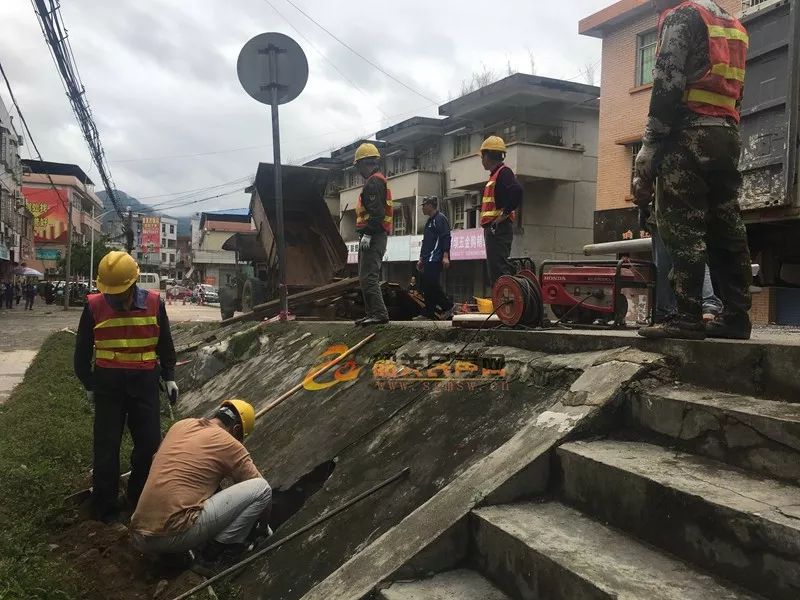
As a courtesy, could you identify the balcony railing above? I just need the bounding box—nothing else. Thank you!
[487,120,579,149]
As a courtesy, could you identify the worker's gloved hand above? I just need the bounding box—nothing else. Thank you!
[360,235,372,251]
[632,176,655,208]
[86,390,94,405]
[165,381,179,405]
[633,142,657,207]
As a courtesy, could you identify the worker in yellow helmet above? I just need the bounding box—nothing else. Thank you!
[131,399,272,575]
[479,136,523,286]
[74,250,177,523]
[353,142,392,326]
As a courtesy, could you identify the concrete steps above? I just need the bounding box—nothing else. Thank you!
[558,439,800,600]
[471,501,759,600]
[377,568,510,600]
[629,385,800,484]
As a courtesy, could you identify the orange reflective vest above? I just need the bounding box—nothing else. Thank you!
[659,2,748,122]
[355,172,393,235]
[480,164,516,226]
[88,290,160,370]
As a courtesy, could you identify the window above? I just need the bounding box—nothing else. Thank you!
[346,170,360,188]
[453,134,471,159]
[161,223,166,234]
[630,142,643,195]
[451,197,466,230]
[169,224,174,234]
[392,205,407,236]
[162,252,167,263]
[636,31,658,86]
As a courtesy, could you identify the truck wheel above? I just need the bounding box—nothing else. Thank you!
[218,287,238,320]
[242,278,268,313]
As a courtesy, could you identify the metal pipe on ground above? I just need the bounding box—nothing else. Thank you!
[583,238,653,256]
[169,467,410,600]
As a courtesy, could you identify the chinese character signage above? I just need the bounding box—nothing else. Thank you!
[140,216,161,253]
[449,227,486,261]
[22,187,69,243]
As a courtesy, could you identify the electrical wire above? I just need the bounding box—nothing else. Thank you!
[281,0,440,105]
[261,0,388,119]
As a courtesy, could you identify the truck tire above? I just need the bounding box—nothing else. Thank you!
[242,278,268,313]
[218,286,238,320]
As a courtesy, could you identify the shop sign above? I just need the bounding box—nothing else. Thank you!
[449,227,486,261]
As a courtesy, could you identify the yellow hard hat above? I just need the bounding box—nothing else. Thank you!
[222,399,256,438]
[480,135,507,154]
[353,142,381,164]
[96,251,139,294]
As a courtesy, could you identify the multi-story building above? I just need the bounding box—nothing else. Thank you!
[21,159,102,276]
[175,234,191,281]
[189,208,252,287]
[160,215,178,275]
[306,73,600,303]
[0,97,34,279]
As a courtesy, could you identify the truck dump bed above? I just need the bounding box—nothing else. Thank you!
[250,163,348,289]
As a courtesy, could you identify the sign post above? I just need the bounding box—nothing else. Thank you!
[237,32,308,319]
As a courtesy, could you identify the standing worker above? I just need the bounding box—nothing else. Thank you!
[24,281,36,310]
[633,0,752,340]
[3,281,13,309]
[74,251,178,523]
[414,196,454,320]
[479,136,522,288]
[353,142,392,326]
[131,399,272,575]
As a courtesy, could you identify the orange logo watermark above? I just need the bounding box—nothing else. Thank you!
[302,344,362,391]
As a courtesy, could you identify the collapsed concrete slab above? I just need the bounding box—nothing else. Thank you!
[168,322,661,600]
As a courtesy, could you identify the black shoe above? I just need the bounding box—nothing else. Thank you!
[353,317,367,325]
[706,315,752,340]
[638,316,706,340]
[191,541,246,577]
[359,317,389,326]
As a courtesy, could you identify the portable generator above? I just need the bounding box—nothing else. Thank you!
[538,259,657,327]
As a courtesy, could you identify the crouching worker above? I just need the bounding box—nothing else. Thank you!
[130,399,271,574]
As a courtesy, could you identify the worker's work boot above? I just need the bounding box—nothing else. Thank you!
[353,317,367,325]
[637,315,706,340]
[192,540,247,576]
[360,317,389,326]
[706,314,752,340]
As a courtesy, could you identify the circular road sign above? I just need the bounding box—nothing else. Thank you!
[237,32,308,105]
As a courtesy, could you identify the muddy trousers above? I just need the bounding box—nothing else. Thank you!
[131,478,272,554]
[92,368,161,517]
[420,262,453,317]
[358,232,389,320]
[483,221,514,288]
[655,127,752,322]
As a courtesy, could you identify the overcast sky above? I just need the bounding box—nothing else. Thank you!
[0,0,602,216]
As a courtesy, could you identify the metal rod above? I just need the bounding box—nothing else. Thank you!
[268,46,288,319]
[582,237,653,256]
[254,333,376,419]
[64,191,73,310]
[169,467,410,600]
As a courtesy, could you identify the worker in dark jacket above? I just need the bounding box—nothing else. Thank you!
[479,136,523,287]
[353,142,393,326]
[74,251,177,523]
[633,0,752,340]
[414,197,454,320]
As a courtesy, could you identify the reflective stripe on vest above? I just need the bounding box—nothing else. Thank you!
[88,291,160,370]
[480,165,516,226]
[659,2,748,122]
[355,172,393,234]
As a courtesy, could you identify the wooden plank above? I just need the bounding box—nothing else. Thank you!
[221,276,361,325]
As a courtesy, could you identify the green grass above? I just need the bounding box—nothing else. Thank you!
[0,332,92,599]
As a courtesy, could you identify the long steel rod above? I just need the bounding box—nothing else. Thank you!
[169,467,410,600]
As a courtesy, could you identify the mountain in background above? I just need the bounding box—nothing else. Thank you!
[97,189,192,237]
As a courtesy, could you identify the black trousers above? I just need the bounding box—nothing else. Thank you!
[92,367,161,516]
[484,221,514,287]
[420,261,453,317]
[4,296,12,309]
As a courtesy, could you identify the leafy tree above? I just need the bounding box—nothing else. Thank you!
[58,238,114,279]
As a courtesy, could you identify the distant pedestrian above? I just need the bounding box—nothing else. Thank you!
[3,282,13,309]
[414,196,454,321]
[14,283,21,306]
[24,282,36,310]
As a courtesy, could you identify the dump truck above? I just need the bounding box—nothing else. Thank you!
[219,162,424,322]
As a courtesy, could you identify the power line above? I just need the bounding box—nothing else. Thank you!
[281,0,440,105]
[134,189,246,214]
[261,0,388,119]
[31,0,132,249]
[135,175,254,201]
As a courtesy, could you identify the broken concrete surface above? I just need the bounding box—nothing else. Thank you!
[378,568,510,600]
[630,385,800,483]
[558,439,800,600]
[165,322,659,600]
[472,502,760,600]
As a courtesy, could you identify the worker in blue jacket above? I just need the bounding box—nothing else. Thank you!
[415,197,454,320]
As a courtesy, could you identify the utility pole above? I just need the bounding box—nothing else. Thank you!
[63,194,73,310]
